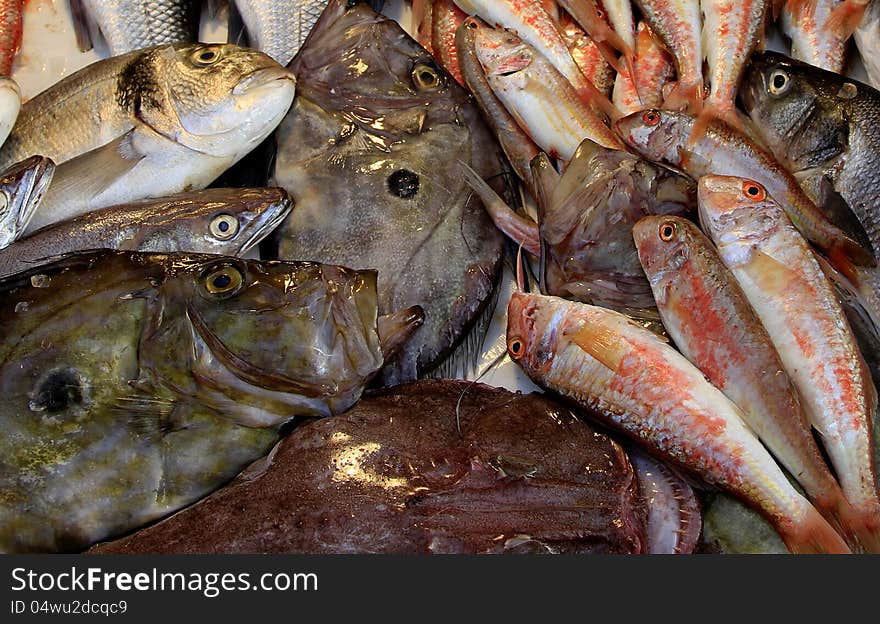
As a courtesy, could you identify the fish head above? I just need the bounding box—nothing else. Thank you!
[146,257,388,422]
[615,109,692,168]
[697,175,783,250]
[632,215,694,290]
[141,43,296,159]
[473,23,535,83]
[507,292,565,378]
[197,188,293,257]
[0,155,55,247]
[741,52,822,156]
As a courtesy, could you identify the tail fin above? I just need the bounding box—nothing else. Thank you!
[688,102,745,147]
[663,79,704,115]
[826,0,869,40]
[836,503,880,553]
[779,506,852,554]
[785,0,819,20]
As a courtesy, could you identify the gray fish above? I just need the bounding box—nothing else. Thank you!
[0,155,54,249]
[742,51,880,321]
[0,249,423,552]
[71,0,200,56]
[270,0,507,384]
[228,0,386,67]
[0,43,295,233]
[0,187,292,278]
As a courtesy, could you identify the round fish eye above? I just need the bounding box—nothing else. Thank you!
[642,110,661,126]
[210,213,239,240]
[768,69,790,95]
[192,46,222,66]
[412,63,441,91]
[465,18,479,29]
[203,265,244,296]
[659,221,677,241]
[596,9,604,18]
[742,180,766,201]
[507,337,525,359]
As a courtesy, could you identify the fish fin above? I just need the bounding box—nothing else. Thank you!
[565,322,628,371]
[785,0,819,20]
[839,505,880,553]
[458,160,541,255]
[689,104,746,146]
[68,0,94,52]
[378,305,425,362]
[780,506,852,554]
[113,394,178,442]
[43,131,144,207]
[663,79,704,115]
[747,248,806,293]
[826,0,869,39]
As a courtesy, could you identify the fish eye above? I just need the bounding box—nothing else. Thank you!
[659,221,677,241]
[742,180,766,201]
[210,213,239,240]
[203,264,245,297]
[507,337,525,359]
[768,69,790,95]
[642,110,661,126]
[192,46,222,66]
[596,9,604,18]
[465,18,479,29]
[412,63,441,91]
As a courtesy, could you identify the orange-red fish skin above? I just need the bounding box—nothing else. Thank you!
[0,0,23,76]
[432,0,467,85]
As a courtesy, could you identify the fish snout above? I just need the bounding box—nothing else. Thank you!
[233,66,297,96]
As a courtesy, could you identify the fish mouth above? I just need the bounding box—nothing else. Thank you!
[3,156,56,232]
[233,66,297,96]
[237,195,294,256]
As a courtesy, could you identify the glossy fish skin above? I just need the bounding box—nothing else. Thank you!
[699,175,880,550]
[0,250,420,553]
[701,0,767,126]
[455,17,540,198]
[271,0,505,384]
[432,0,467,86]
[0,187,292,278]
[506,291,851,554]
[633,214,857,539]
[0,43,295,232]
[0,76,18,148]
[537,140,695,316]
[615,109,874,267]
[782,0,849,73]
[90,380,648,554]
[0,155,54,249]
[854,0,880,89]
[560,17,615,97]
[633,0,705,113]
[613,22,675,116]
[474,25,624,160]
[77,0,200,56]
[0,0,23,76]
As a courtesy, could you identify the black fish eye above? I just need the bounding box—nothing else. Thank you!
[769,69,790,95]
[210,213,239,240]
[387,169,420,199]
[412,63,441,91]
[202,264,245,297]
[192,47,222,66]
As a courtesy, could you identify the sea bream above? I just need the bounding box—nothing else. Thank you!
[271,0,505,384]
[0,43,295,234]
[0,187,292,278]
[0,250,423,552]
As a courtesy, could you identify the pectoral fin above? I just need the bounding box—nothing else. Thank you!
[565,322,629,371]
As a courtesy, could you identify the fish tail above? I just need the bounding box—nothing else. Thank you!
[779,506,852,554]
[827,241,874,284]
[663,80,704,115]
[826,0,870,39]
[784,0,819,20]
[836,503,880,553]
[688,102,744,146]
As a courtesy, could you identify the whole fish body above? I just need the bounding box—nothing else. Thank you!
[0,187,292,277]
[0,43,295,234]
[271,0,505,384]
[474,24,624,160]
[75,0,200,56]
[455,17,541,198]
[633,214,859,542]
[536,140,695,315]
[782,0,850,73]
[699,174,880,551]
[633,0,705,113]
[742,52,880,320]
[89,380,649,554]
[0,155,54,249]
[615,108,874,267]
[854,0,880,89]
[0,249,423,552]
[506,291,851,553]
[0,0,23,76]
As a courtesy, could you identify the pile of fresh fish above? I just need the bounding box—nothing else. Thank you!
[1,0,879,554]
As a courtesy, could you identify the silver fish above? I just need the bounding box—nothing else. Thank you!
[0,187,292,277]
[0,43,295,234]
[0,155,54,249]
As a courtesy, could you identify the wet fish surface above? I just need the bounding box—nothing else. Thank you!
[73,0,200,56]
[271,0,506,384]
[0,187,292,277]
[0,249,422,553]
[0,155,54,249]
[0,43,295,232]
[89,380,647,554]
